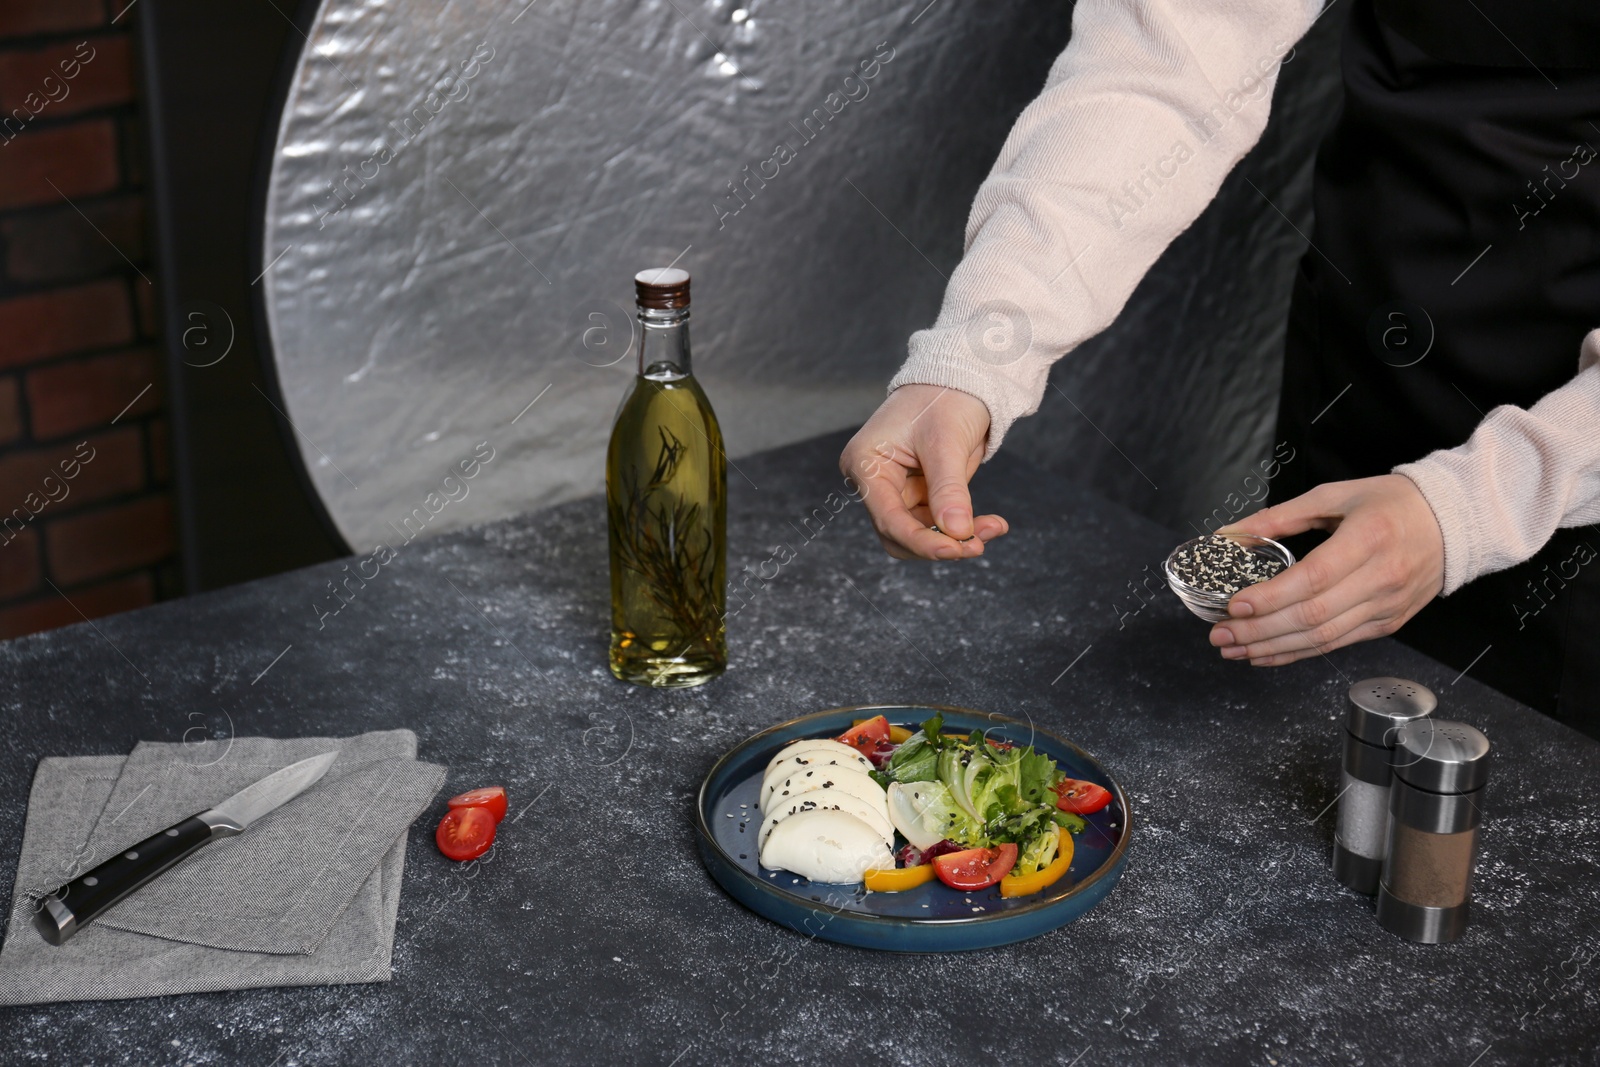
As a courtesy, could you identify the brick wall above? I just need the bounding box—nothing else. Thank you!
[0,0,175,639]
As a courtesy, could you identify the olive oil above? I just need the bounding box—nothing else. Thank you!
[606,268,727,687]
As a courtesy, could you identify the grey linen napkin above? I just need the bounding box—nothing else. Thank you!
[0,730,445,1005]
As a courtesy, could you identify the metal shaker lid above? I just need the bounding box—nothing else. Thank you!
[1345,677,1437,745]
[1392,719,1491,794]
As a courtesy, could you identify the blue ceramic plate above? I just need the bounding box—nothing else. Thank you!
[696,704,1132,952]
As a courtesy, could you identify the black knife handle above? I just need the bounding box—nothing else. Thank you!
[34,814,222,945]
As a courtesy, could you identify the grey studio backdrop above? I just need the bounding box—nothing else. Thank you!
[261,0,1346,552]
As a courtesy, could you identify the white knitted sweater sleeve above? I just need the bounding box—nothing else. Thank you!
[889,0,1323,457]
[1396,330,1600,595]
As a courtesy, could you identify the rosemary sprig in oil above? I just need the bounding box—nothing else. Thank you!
[607,426,720,640]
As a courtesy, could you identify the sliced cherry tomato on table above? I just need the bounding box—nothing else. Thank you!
[448,785,508,823]
[1000,827,1075,898]
[436,805,497,861]
[837,715,891,757]
[931,843,1019,890]
[1054,778,1112,815]
[863,864,938,893]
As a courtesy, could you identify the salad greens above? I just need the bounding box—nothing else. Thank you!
[885,714,1086,876]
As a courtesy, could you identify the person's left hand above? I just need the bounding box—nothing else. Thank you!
[1209,475,1446,666]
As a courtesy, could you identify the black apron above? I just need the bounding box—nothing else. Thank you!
[1272,0,1600,737]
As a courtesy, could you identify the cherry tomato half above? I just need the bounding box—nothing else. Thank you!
[448,785,509,823]
[837,715,891,757]
[436,805,497,861]
[1055,778,1112,815]
[931,843,1019,890]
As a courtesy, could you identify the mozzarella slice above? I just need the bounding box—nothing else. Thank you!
[759,810,893,883]
[761,764,884,814]
[760,748,873,798]
[759,787,895,848]
[763,738,869,776]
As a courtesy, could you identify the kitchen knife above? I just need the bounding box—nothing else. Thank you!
[33,750,339,946]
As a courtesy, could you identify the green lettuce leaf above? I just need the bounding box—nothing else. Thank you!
[897,717,1088,853]
[906,780,988,847]
[984,807,1053,846]
[1012,746,1064,809]
[1013,823,1060,877]
[1051,809,1087,833]
[886,733,937,783]
[938,748,984,819]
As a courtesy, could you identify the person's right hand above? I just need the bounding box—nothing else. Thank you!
[839,384,1009,560]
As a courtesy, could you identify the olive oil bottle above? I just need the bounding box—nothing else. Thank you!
[606,268,727,687]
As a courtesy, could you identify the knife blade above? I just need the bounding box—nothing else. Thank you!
[33,750,338,945]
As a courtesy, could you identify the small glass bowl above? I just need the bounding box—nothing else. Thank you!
[1163,533,1296,624]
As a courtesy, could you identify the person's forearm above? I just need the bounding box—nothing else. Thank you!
[1396,329,1600,594]
[890,0,1322,457]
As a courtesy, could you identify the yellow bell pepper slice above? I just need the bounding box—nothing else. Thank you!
[863,864,938,893]
[999,827,1075,898]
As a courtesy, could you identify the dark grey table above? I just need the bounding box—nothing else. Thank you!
[2,431,1597,1067]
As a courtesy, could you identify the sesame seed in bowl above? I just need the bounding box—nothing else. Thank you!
[1163,533,1295,623]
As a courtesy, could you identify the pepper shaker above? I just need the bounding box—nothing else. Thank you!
[1333,677,1437,894]
[1377,719,1491,944]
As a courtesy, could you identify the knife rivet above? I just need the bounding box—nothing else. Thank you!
[83,876,98,886]
[124,851,139,860]
[165,828,180,837]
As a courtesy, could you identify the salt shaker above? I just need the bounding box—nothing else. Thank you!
[1332,677,1437,894]
[1377,719,1491,944]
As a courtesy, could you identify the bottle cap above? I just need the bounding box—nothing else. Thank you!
[1345,677,1437,746]
[635,267,690,309]
[1391,719,1491,794]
